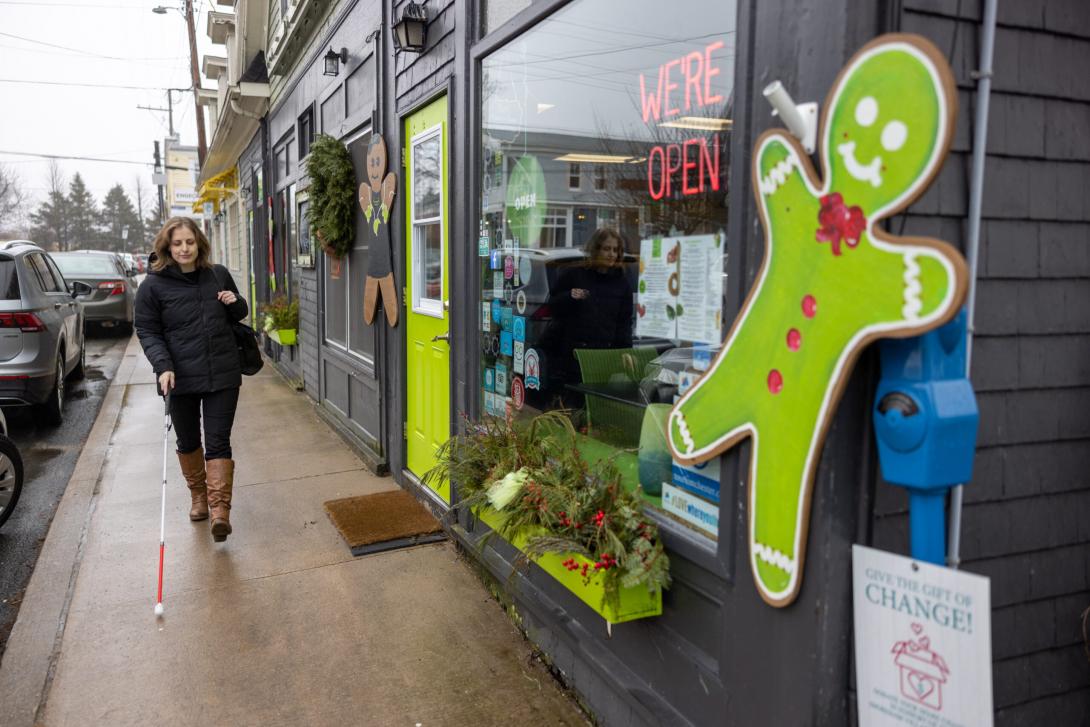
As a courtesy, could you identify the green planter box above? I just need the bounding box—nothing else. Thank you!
[476,507,662,625]
[269,329,297,346]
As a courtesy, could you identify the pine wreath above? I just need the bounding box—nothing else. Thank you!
[306,134,356,259]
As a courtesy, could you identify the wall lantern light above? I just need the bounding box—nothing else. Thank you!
[392,1,428,53]
[323,47,348,76]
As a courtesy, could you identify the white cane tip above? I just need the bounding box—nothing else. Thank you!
[154,603,164,617]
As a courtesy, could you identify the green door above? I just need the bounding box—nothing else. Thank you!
[404,95,451,502]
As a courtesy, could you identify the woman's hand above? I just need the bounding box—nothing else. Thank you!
[158,371,175,392]
[571,288,590,300]
[217,290,238,305]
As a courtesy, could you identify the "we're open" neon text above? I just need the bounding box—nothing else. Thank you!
[639,40,726,201]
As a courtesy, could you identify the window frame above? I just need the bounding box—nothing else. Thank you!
[409,122,445,319]
[567,162,581,191]
[297,105,315,161]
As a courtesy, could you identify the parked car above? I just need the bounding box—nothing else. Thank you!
[120,252,139,277]
[0,240,90,425]
[0,408,24,528]
[50,251,137,334]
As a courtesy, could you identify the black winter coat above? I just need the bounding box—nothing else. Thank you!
[548,265,634,352]
[135,259,249,395]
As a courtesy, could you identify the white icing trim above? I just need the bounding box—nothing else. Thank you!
[836,141,883,188]
[902,253,922,320]
[675,411,695,454]
[758,155,798,196]
[754,541,797,575]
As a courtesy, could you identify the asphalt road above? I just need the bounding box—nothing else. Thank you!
[0,330,129,659]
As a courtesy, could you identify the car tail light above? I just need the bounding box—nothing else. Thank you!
[0,312,46,332]
[98,281,125,296]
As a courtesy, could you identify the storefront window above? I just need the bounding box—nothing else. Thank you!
[478,0,734,540]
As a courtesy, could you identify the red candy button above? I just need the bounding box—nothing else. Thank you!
[802,295,817,318]
[787,328,802,351]
[768,369,783,394]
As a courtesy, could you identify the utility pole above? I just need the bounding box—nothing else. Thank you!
[153,141,166,224]
[185,0,207,167]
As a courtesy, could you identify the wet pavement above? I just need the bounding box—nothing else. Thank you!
[0,331,129,658]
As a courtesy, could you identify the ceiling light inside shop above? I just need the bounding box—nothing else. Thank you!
[536,103,555,113]
[659,117,733,131]
[554,153,633,164]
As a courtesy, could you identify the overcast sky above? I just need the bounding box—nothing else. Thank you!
[0,0,218,218]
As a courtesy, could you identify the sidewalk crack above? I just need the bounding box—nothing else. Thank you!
[239,467,365,488]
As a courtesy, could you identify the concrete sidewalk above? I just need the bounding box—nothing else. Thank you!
[0,338,587,727]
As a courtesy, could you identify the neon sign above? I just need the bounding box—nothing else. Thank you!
[640,41,726,201]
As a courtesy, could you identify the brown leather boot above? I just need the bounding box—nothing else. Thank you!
[206,458,234,542]
[177,449,208,521]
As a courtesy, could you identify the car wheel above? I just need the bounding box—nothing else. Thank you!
[0,435,23,528]
[36,356,65,426]
[68,341,86,381]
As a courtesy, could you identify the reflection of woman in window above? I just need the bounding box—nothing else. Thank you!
[547,229,634,383]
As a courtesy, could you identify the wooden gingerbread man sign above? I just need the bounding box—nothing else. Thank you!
[360,134,399,326]
[667,34,968,607]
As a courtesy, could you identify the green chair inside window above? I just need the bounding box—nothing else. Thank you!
[573,346,659,448]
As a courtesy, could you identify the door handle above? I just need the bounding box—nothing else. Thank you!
[431,332,450,343]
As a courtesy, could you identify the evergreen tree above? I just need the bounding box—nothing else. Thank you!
[99,184,142,253]
[67,174,98,250]
[29,161,70,250]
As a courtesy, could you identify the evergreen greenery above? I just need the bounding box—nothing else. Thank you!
[66,174,98,248]
[98,184,144,252]
[425,412,671,609]
[305,134,356,259]
[261,295,299,331]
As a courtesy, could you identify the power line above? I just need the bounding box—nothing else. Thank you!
[0,1,152,7]
[0,150,190,171]
[0,78,191,91]
[0,30,184,61]
[0,42,186,63]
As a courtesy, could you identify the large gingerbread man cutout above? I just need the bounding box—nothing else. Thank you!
[360,134,399,326]
[667,35,968,607]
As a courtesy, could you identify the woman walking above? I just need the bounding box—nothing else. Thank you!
[135,217,248,542]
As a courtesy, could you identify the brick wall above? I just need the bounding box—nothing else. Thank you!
[872,2,1090,723]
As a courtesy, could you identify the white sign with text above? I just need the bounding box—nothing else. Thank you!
[853,545,992,727]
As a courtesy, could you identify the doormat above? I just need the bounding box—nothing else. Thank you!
[324,490,445,556]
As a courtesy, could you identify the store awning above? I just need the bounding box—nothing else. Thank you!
[197,82,269,187]
[193,166,238,215]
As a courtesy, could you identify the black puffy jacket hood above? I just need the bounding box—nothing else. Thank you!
[134,258,249,395]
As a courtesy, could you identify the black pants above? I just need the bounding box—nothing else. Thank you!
[170,387,240,460]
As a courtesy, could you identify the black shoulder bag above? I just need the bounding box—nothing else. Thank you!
[212,266,263,376]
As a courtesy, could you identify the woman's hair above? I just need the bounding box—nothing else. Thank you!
[583,228,626,262]
[151,217,212,272]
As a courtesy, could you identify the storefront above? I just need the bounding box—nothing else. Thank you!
[243,0,1090,723]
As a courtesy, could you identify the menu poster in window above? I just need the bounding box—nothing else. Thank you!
[637,234,724,343]
[636,237,674,339]
[676,233,725,344]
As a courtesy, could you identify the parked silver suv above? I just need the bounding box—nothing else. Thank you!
[0,240,91,424]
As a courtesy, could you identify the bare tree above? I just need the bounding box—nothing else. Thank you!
[0,163,29,239]
[132,175,150,249]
